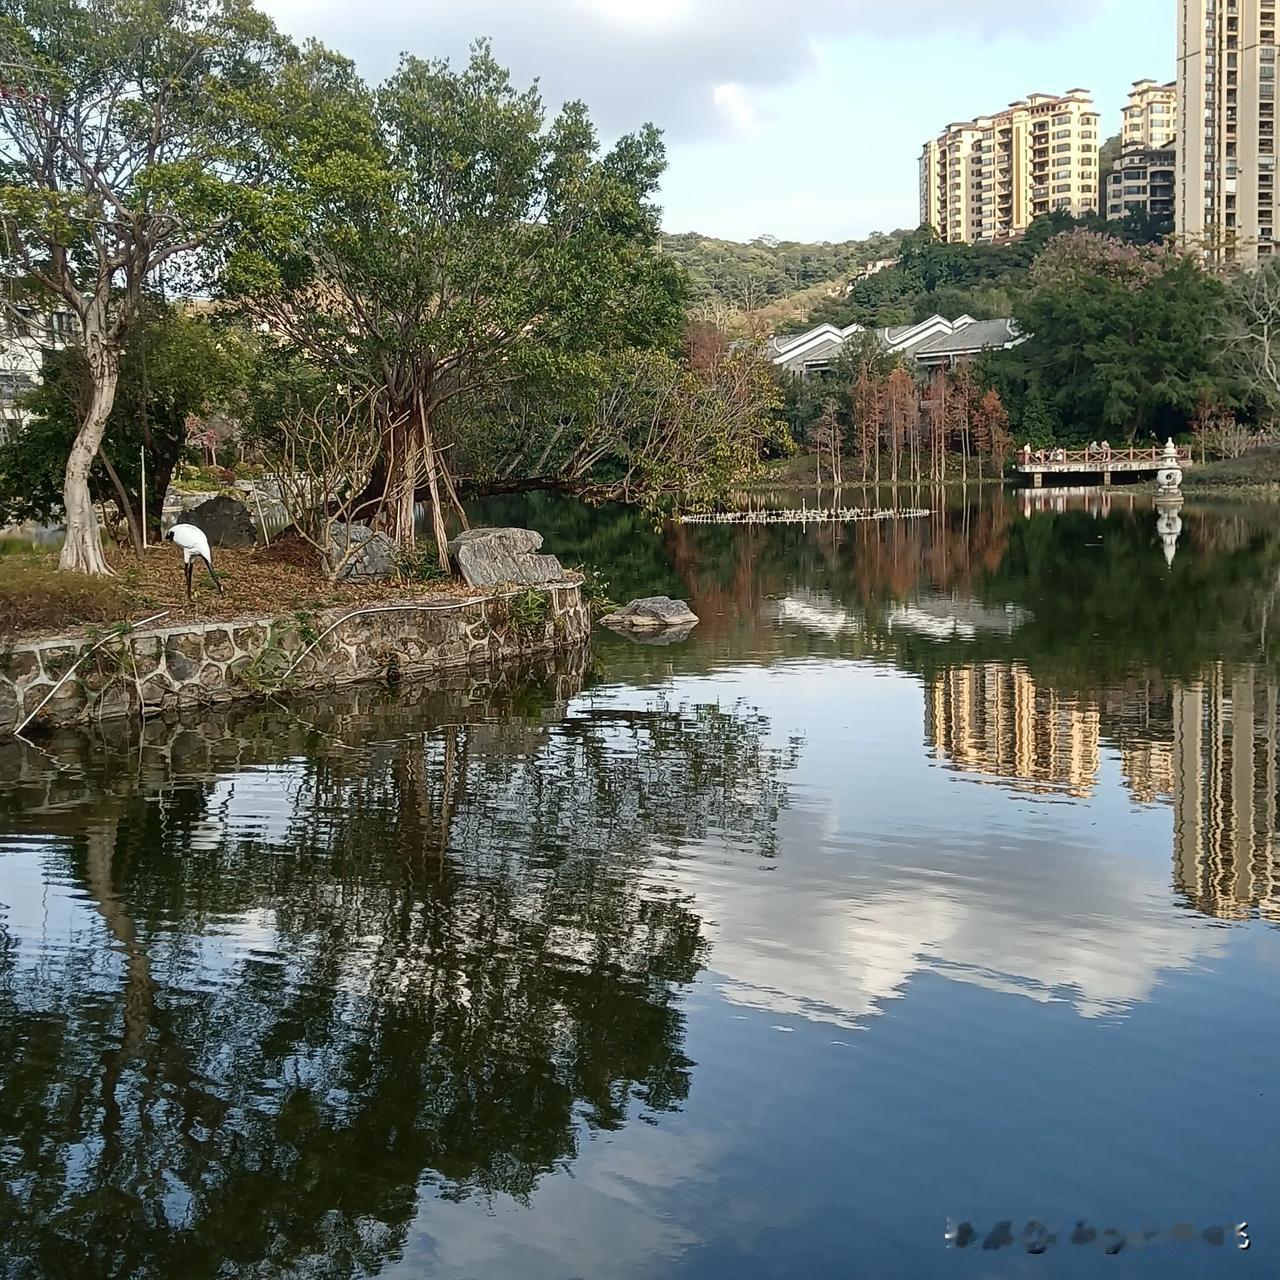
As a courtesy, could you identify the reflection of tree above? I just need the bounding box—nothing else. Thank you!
[0,673,798,1278]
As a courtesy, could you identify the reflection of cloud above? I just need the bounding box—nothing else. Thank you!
[886,598,1032,640]
[683,814,1225,1029]
[765,591,861,638]
[765,590,1031,642]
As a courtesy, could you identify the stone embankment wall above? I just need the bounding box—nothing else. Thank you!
[1,581,589,736]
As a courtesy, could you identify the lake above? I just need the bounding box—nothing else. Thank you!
[2,487,1279,1278]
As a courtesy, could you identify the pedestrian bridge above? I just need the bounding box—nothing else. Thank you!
[1015,445,1193,487]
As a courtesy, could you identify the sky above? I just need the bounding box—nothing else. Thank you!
[259,0,1175,244]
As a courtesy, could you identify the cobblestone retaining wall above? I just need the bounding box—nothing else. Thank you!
[1,581,589,736]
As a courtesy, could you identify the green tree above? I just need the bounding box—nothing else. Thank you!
[0,0,291,574]
[995,230,1232,440]
[0,303,249,541]
[238,41,686,569]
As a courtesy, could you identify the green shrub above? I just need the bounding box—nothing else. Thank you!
[508,588,551,635]
[394,547,451,584]
[571,564,617,616]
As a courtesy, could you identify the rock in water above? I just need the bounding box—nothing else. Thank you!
[599,597,700,631]
[189,495,256,548]
[448,527,565,588]
[325,522,398,582]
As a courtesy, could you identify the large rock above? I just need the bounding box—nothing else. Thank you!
[599,597,700,631]
[325,522,398,582]
[189,495,256,548]
[448,527,565,589]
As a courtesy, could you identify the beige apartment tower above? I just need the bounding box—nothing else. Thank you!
[920,90,1101,244]
[1124,78,1179,151]
[1107,79,1178,221]
[1178,0,1279,263]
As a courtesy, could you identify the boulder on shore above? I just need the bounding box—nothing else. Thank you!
[325,522,398,582]
[448,527,565,588]
[599,597,700,631]
[189,495,256,549]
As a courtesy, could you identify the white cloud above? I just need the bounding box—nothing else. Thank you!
[578,0,697,30]
[712,82,758,135]
[259,0,1104,140]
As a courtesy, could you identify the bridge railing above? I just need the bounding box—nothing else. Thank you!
[1016,446,1192,468]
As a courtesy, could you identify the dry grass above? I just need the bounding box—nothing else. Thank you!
[0,552,132,636]
[0,539,479,642]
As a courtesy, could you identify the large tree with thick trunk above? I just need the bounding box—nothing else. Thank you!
[238,41,686,570]
[0,0,289,574]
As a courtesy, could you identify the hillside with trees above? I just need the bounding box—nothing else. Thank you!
[784,216,1280,460]
[804,210,1173,333]
[661,230,910,325]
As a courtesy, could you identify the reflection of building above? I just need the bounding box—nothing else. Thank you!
[1121,738,1177,804]
[926,664,1101,798]
[1172,666,1280,921]
[929,661,1280,922]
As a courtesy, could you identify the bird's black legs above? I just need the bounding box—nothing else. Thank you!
[201,556,224,595]
[184,560,194,601]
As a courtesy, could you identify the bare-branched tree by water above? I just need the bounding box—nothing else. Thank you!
[462,341,787,509]
[265,391,404,580]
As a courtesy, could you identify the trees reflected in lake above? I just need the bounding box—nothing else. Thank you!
[0,662,798,1278]
[6,493,1280,1278]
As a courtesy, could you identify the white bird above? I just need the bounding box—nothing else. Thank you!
[164,523,224,600]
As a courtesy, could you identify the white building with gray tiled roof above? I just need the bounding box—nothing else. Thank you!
[769,314,1024,377]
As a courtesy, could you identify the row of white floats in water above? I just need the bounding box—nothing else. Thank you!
[674,506,931,525]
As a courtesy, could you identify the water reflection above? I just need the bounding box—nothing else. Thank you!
[4,489,1280,1278]
[927,664,1100,799]
[924,660,1280,921]
[0,658,798,1278]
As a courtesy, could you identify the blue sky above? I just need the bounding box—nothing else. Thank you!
[262,0,1175,243]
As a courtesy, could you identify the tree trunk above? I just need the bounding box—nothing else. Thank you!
[59,336,120,576]
[376,411,420,550]
[421,406,451,574]
[99,446,143,557]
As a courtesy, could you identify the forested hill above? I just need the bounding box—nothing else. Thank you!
[661,230,910,314]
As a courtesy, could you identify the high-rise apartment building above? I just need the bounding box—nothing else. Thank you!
[1178,0,1279,263]
[919,90,1101,244]
[1107,80,1179,221]
[1123,78,1179,151]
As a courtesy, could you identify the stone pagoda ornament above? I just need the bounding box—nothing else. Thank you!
[1155,439,1184,496]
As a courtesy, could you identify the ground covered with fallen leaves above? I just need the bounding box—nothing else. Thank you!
[0,537,478,641]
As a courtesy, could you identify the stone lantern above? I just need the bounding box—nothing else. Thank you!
[1155,439,1184,496]
[1154,440,1184,568]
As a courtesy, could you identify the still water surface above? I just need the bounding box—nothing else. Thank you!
[2,489,1280,1278]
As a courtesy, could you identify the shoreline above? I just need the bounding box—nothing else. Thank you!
[1,579,590,737]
